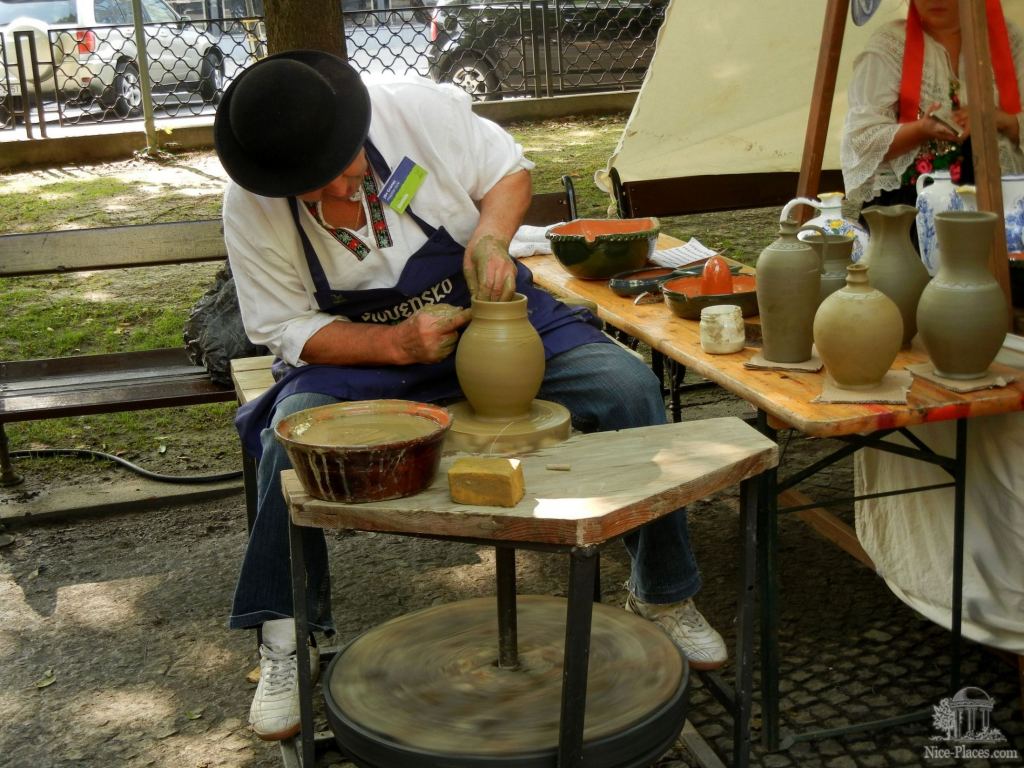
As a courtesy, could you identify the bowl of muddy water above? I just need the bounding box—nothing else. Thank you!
[275,399,452,502]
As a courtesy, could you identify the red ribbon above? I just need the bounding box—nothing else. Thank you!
[898,0,1021,123]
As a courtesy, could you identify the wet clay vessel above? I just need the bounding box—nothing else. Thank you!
[547,217,659,279]
[917,211,1008,379]
[755,220,821,363]
[275,400,451,502]
[455,293,545,419]
[813,264,903,389]
[860,205,931,347]
[661,274,758,320]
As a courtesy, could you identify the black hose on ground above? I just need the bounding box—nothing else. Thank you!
[10,448,242,484]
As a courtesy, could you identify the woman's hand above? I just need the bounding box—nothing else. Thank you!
[463,234,517,301]
[390,304,472,364]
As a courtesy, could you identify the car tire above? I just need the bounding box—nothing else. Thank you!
[445,54,500,102]
[112,62,142,118]
[199,52,224,105]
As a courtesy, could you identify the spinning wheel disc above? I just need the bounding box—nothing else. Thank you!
[324,595,689,768]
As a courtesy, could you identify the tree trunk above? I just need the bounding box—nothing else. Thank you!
[264,0,347,59]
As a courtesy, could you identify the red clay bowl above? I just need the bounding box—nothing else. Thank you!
[660,274,759,320]
[546,217,660,279]
[275,400,451,503]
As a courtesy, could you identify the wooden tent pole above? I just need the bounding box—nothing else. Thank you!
[960,0,1013,327]
[794,0,851,222]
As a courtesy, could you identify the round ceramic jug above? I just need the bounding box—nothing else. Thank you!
[813,264,903,389]
[915,170,964,275]
[861,204,931,347]
[917,211,1008,380]
[755,220,822,363]
[804,232,856,305]
[1002,174,1024,253]
[780,191,868,262]
[455,293,545,418]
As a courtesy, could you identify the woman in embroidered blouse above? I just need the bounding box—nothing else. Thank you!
[841,0,1024,210]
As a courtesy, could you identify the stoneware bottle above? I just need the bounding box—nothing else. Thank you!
[917,211,1008,380]
[813,263,903,389]
[455,293,545,419]
[860,204,931,347]
[805,232,856,305]
[756,219,822,363]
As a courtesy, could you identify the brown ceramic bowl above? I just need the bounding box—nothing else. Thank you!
[660,274,759,320]
[275,400,451,503]
[546,217,660,279]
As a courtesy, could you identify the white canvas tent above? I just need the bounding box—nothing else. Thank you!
[599,0,1024,212]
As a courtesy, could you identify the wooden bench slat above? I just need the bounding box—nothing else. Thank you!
[0,220,227,277]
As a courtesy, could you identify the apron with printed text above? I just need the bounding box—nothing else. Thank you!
[236,140,606,457]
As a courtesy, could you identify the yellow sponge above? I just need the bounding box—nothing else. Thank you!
[448,457,525,507]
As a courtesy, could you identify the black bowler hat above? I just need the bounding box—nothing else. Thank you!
[214,50,371,198]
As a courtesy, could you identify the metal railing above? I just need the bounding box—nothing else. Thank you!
[1,0,663,135]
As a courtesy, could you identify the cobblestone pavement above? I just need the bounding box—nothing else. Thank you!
[2,381,1022,768]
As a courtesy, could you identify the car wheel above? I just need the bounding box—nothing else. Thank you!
[199,52,224,105]
[112,63,142,118]
[445,54,500,102]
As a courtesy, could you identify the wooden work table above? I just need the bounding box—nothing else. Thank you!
[520,254,1024,437]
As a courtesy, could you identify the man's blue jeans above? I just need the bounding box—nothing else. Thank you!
[229,342,702,632]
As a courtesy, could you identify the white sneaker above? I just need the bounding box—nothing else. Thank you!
[248,618,321,741]
[624,592,728,670]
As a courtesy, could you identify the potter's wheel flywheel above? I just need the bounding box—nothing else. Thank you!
[445,399,571,454]
[323,595,689,768]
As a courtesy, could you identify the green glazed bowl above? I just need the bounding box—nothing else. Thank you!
[546,217,660,280]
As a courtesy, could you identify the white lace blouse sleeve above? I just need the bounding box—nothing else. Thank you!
[841,29,917,205]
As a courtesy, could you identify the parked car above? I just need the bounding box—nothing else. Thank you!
[426,0,666,100]
[0,0,255,119]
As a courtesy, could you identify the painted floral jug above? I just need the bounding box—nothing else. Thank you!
[861,205,931,347]
[915,171,963,275]
[1002,174,1024,253]
[813,264,903,390]
[455,293,545,419]
[780,191,868,262]
[917,211,1008,380]
[755,220,822,363]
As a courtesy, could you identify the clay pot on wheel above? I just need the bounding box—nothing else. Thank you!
[455,293,545,419]
[917,211,1008,380]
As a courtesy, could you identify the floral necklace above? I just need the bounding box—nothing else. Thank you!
[901,79,967,188]
[302,170,393,261]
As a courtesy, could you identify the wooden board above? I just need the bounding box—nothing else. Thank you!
[0,220,226,277]
[230,355,276,405]
[521,254,1024,438]
[282,416,778,546]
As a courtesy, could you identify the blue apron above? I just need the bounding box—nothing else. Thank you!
[236,140,607,458]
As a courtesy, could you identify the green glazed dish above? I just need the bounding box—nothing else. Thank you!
[547,217,660,280]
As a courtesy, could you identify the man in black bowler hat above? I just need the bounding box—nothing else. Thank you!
[215,50,727,741]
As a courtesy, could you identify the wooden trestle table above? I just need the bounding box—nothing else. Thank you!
[519,250,1024,761]
[281,419,778,768]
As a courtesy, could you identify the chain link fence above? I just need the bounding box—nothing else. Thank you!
[1,0,664,134]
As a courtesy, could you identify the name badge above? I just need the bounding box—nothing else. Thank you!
[380,157,428,214]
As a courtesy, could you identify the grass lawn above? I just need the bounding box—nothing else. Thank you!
[0,115,779,486]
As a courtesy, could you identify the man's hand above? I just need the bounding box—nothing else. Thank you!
[390,304,472,364]
[464,234,517,301]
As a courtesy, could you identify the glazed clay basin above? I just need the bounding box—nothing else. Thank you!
[661,274,759,320]
[546,217,660,279]
[275,400,451,503]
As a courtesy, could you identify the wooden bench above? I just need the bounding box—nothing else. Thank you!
[0,219,237,486]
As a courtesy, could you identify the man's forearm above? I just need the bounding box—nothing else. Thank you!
[300,319,402,367]
[466,169,532,252]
